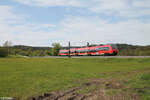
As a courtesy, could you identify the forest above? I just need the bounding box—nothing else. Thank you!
[0,43,150,57]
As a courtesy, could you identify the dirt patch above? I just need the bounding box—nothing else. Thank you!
[27,68,150,100]
[28,68,150,100]
[28,78,140,100]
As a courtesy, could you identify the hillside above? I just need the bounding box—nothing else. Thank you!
[13,45,51,51]
[116,44,150,56]
[0,44,149,56]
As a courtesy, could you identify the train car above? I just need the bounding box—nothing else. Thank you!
[70,48,76,56]
[76,47,89,56]
[59,44,119,56]
[59,49,69,56]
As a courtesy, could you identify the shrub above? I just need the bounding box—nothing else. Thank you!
[141,72,150,85]
[0,47,8,57]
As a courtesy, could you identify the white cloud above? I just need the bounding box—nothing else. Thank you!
[133,0,150,8]
[14,0,82,7]
[90,0,128,13]
[0,6,20,24]
[0,5,150,46]
[89,0,150,17]
[55,16,150,46]
[0,6,56,46]
[13,0,150,17]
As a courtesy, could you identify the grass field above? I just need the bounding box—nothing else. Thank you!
[0,58,150,100]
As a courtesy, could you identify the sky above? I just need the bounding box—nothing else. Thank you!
[0,0,150,46]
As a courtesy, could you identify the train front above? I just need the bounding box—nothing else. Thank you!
[110,44,119,56]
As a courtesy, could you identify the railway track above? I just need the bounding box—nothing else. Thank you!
[32,56,150,58]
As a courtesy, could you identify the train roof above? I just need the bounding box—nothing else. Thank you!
[60,44,117,50]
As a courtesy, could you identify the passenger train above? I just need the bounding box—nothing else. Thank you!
[59,44,119,56]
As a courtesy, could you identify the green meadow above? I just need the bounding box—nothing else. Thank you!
[0,58,150,99]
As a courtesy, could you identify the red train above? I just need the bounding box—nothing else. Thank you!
[59,44,119,56]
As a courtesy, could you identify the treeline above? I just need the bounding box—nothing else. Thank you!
[11,45,52,56]
[0,47,9,57]
[0,42,61,57]
[0,43,150,57]
[0,47,52,57]
[117,44,150,56]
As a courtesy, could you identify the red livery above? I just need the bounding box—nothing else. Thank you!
[59,44,119,56]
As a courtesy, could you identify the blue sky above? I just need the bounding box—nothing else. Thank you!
[0,0,150,46]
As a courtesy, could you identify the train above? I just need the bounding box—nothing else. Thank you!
[59,44,119,56]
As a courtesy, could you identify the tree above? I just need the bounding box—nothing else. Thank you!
[51,43,61,56]
[13,49,22,55]
[44,50,52,56]
[3,41,12,55]
[39,51,45,56]
[3,41,12,47]
[0,47,8,57]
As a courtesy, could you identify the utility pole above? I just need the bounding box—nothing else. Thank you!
[87,42,89,47]
[68,42,71,58]
[87,42,89,56]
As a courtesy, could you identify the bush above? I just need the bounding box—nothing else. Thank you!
[0,47,8,57]
[141,72,150,81]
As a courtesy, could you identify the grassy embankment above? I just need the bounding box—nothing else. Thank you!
[0,58,150,99]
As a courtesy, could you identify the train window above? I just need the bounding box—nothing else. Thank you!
[89,49,96,52]
[61,50,69,53]
[79,50,84,53]
[96,48,103,51]
[80,50,86,53]
[96,47,110,51]
[84,49,88,52]
[104,47,110,50]
[76,49,88,53]
[60,51,64,53]
[70,50,75,53]
[77,50,80,53]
